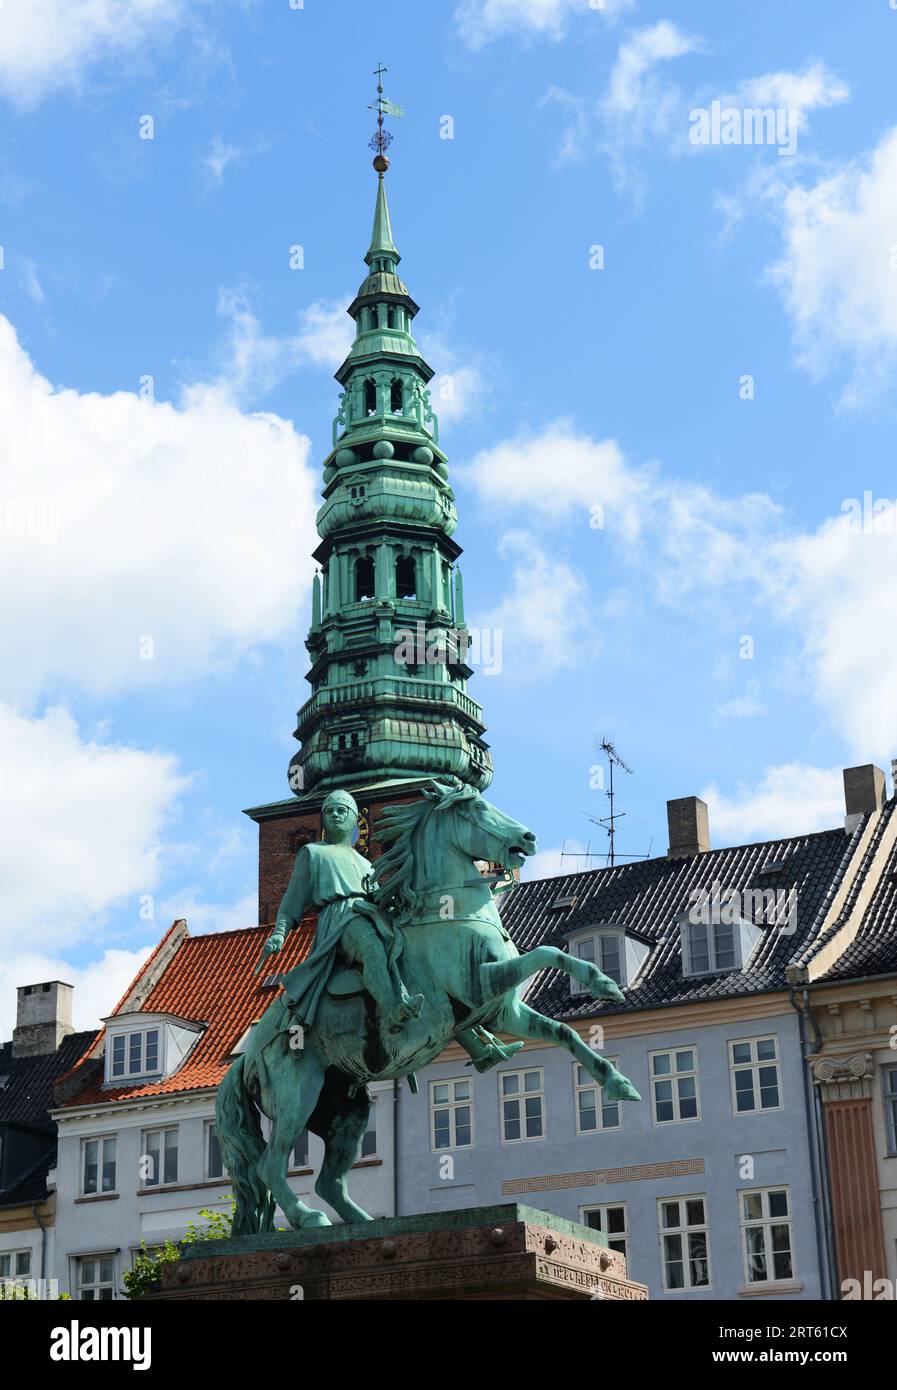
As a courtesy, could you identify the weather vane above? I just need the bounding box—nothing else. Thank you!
[368,62,404,172]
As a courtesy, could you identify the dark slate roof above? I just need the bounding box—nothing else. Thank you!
[0,1030,96,1130]
[500,820,867,1020]
[820,817,897,982]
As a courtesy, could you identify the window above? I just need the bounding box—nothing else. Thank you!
[110,1028,160,1080]
[390,379,403,413]
[581,1205,628,1261]
[361,1100,378,1159]
[500,1069,544,1142]
[291,1129,309,1169]
[141,1127,178,1188]
[650,1049,699,1123]
[364,378,377,414]
[396,555,417,599]
[683,920,736,975]
[729,1037,781,1113]
[570,932,624,992]
[82,1136,117,1195]
[386,307,397,330]
[430,1078,473,1150]
[355,555,375,601]
[205,1122,226,1180]
[574,1061,621,1133]
[0,1250,31,1279]
[740,1188,794,1285]
[659,1196,710,1291]
[77,1254,115,1301]
[884,1067,897,1156]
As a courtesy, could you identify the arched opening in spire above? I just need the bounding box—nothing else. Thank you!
[387,307,397,330]
[364,379,377,416]
[355,555,375,601]
[396,555,416,599]
[390,379,404,414]
[368,307,379,331]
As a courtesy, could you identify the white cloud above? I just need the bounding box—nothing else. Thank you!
[0,704,186,955]
[521,840,589,881]
[702,764,844,843]
[203,136,243,190]
[736,60,849,129]
[156,888,257,937]
[0,944,157,1039]
[765,125,897,404]
[0,0,185,105]
[0,314,319,704]
[455,0,632,49]
[605,20,699,117]
[475,530,600,678]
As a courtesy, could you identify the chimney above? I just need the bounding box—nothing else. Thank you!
[667,796,710,859]
[843,764,886,833]
[11,981,74,1058]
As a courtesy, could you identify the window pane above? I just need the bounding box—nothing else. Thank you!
[746,1226,766,1282]
[129,1033,142,1073]
[502,1073,519,1095]
[678,1078,698,1119]
[768,1190,789,1219]
[676,1050,694,1072]
[144,1131,160,1185]
[663,1236,684,1288]
[99,1256,114,1283]
[758,1067,779,1108]
[756,1038,777,1061]
[578,1092,597,1132]
[102,1138,116,1192]
[607,1207,626,1234]
[433,1113,451,1149]
[743,1192,763,1221]
[145,1030,159,1071]
[163,1130,178,1185]
[661,1202,680,1229]
[575,937,596,964]
[524,1072,541,1093]
[731,1042,752,1065]
[713,924,736,968]
[81,1259,96,1285]
[454,1080,470,1101]
[652,1053,671,1076]
[585,1210,602,1230]
[112,1036,125,1075]
[208,1125,223,1178]
[433,1083,449,1105]
[601,1099,621,1129]
[524,1097,543,1136]
[455,1110,471,1147]
[688,1232,709,1286]
[15,1251,30,1277]
[600,936,622,984]
[685,1199,705,1226]
[84,1140,98,1193]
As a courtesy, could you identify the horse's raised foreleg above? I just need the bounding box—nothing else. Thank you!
[495,999,640,1102]
[312,1071,375,1223]
[256,1044,330,1230]
[480,946,624,1005]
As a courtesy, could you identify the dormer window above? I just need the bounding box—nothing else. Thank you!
[103,1012,203,1087]
[679,913,762,978]
[568,927,648,994]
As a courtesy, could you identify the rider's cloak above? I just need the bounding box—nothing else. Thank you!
[276,841,400,1027]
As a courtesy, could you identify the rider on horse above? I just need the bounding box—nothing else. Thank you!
[255,789,424,1034]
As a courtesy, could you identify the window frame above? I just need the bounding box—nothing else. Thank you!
[80,1135,118,1196]
[499,1067,545,1144]
[681,917,739,977]
[569,929,626,994]
[658,1194,712,1292]
[580,1203,629,1262]
[429,1077,474,1152]
[0,1249,32,1280]
[883,1065,897,1157]
[649,1047,701,1125]
[360,1097,378,1160]
[573,1059,622,1135]
[204,1120,227,1180]
[75,1253,116,1301]
[107,1026,162,1083]
[140,1124,179,1190]
[739,1186,795,1286]
[728,1035,783,1116]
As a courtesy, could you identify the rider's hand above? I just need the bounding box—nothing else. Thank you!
[254,928,286,976]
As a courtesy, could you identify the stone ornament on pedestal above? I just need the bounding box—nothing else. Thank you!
[149,1204,648,1302]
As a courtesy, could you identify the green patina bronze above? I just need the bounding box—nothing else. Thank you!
[217,781,641,1235]
[287,161,492,797]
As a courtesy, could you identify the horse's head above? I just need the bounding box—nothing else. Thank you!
[423,781,537,873]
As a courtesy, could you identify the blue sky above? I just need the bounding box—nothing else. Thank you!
[2,0,897,1032]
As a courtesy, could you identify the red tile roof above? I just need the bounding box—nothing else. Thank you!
[57,921,315,1109]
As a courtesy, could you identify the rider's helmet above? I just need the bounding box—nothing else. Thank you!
[321,789,358,817]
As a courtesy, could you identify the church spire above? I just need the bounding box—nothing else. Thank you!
[285,74,493,799]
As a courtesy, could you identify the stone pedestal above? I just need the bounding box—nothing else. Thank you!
[151,1203,648,1301]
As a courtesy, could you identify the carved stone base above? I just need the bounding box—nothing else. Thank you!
[150,1203,649,1301]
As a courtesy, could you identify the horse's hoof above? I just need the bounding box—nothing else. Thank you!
[299,1209,331,1230]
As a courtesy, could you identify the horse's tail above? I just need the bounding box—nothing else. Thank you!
[216,1055,275,1236]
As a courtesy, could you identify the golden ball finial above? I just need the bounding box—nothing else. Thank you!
[373,154,390,174]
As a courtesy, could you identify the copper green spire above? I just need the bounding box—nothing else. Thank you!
[283,86,493,799]
[366,174,399,268]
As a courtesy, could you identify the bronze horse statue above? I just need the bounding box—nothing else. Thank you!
[217,782,640,1234]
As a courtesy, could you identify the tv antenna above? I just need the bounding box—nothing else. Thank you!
[560,738,651,869]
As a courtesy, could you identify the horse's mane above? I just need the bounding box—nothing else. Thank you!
[366,781,478,925]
